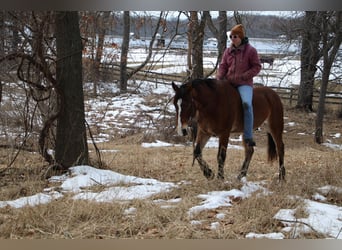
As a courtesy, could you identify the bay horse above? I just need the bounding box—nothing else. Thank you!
[172,78,285,181]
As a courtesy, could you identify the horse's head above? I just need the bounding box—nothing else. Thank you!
[172,81,195,136]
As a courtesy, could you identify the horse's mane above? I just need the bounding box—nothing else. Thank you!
[178,79,217,98]
[191,78,217,90]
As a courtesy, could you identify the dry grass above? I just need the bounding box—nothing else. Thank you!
[0,104,341,239]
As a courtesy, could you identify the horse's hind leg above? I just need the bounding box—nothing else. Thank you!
[276,137,285,181]
[217,146,226,180]
[237,143,254,180]
[193,133,214,180]
[268,121,286,181]
[217,135,229,180]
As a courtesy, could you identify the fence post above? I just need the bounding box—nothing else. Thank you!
[289,88,293,106]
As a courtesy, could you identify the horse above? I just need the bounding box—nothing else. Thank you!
[260,56,274,69]
[172,78,285,181]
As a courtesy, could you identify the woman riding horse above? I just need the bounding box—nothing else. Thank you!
[217,24,261,147]
[172,79,285,181]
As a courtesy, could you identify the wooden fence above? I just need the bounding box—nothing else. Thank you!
[99,63,184,85]
[99,63,342,107]
[269,86,342,107]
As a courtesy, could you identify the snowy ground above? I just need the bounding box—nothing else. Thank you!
[0,163,341,239]
[0,37,341,239]
[1,80,341,238]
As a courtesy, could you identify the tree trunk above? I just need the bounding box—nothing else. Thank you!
[203,11,227,77]
[120,11,130,93]
[315,11,342,143]
[297,11,322,111]
[186,27,192,78]
[94,11,110,96]
[120,11,163,89]
[0,11,4,103]
[217,11,228,62]
[188,11,206,79]
[0,11,5,57]
[315,18,329,144]
[55,11,89,169]
[11,17,20,53]
[315,68,329,144]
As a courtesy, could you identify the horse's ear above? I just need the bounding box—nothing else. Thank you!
[172,81,179,92]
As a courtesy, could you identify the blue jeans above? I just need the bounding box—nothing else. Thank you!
[237,85,254,140]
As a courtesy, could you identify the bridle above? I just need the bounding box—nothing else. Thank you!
[179,85,196,125]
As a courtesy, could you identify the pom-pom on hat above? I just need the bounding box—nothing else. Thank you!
[230,24,245,39]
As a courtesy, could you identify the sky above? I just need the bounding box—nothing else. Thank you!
[138,11,299,20]
[0,36,341,239]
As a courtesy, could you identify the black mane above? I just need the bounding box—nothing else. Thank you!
[192,78,217,90]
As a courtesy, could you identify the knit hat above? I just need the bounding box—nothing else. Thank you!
[230,24,245,39]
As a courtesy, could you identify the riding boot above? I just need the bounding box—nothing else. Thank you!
[244,138,256,147]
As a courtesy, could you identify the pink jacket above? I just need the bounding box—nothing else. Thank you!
[216,42,261,87]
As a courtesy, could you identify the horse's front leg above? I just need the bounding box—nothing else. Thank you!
[237,142,255,180]
[217,135,229,180]
[193,133,214,180]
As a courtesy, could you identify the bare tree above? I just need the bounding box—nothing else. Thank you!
[203,11,227,77]
[55,11,89,169]
[296,11,324,112]
[0,11,4,57]
[0,12,60,164]
[315,11,342,143]
[119,11,165,93]
[233,11,243,24]
[0,11,90,170]
[78,11,115,96]
[120,11,130,93]
[0,11,5,103]
[93,11,111,96]
[187,11,206,79]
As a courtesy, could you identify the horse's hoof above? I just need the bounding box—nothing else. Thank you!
[217,174,224,180]
[205,169,215,180]
[279,168,286,181]
[240,176,247,183]
[278,176,286,183]
[237,174,247,183]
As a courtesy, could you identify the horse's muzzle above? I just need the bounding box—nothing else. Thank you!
[182,128,188,136]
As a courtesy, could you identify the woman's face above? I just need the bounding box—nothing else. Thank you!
[230,34,242,47]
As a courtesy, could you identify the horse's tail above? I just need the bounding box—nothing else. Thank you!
[267,132,278,162]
